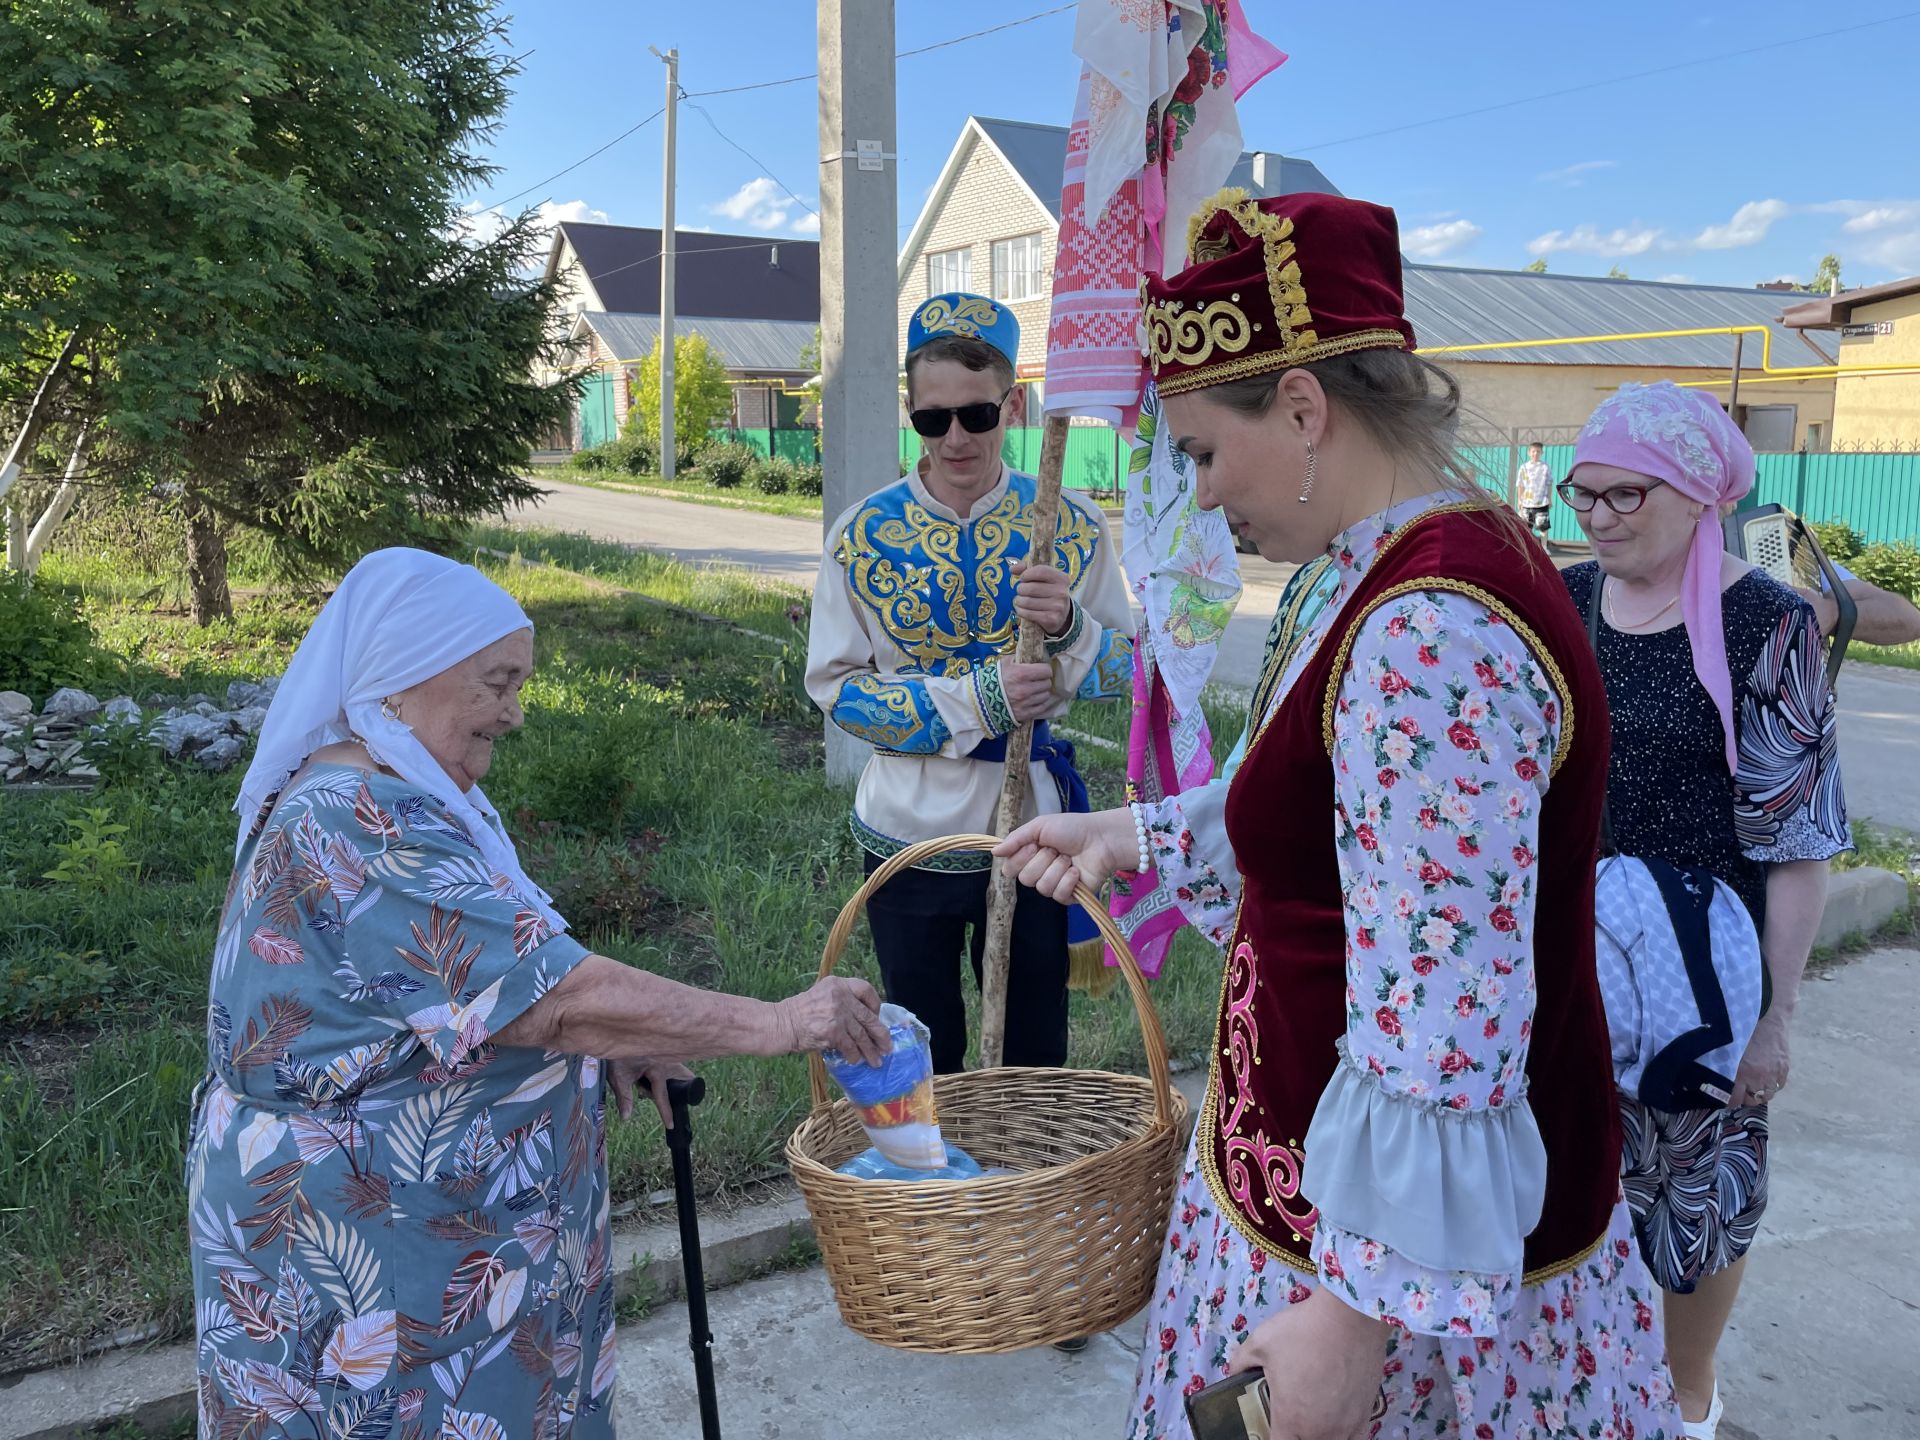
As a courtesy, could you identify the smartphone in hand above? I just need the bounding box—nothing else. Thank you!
[1185,1368,1270,1440]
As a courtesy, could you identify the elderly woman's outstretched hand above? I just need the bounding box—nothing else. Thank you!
[775,975,891,1065]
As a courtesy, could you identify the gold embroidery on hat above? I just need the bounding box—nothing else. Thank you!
[914,295,1001,340]
[1145,296,1254,370]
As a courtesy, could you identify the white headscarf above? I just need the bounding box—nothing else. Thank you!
[234,547,567,931]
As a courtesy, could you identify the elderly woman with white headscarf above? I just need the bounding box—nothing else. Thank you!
[186,548,886,1440]
[1559,384,1848,1440]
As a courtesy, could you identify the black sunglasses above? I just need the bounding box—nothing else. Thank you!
[1556,478,1666,515]
[909,388,1013,439]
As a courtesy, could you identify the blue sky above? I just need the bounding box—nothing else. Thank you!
[471,2,1920,289]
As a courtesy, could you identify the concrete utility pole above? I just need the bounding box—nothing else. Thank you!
[652,46,681,481]
[817,0,899,785]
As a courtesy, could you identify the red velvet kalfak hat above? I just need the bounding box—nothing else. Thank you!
[1142,190,1417,396]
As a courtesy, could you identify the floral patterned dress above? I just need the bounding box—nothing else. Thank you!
[1126,496,1680,1440]
[188,765,610,1440]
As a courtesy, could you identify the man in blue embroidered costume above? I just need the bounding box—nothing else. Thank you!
[805,293,1133,1072]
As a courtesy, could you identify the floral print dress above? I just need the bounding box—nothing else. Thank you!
[188,765,611,1440]
[1126,496,1680,1440]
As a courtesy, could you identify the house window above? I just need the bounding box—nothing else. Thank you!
[926,247,971,295]
[991,234,1045,303]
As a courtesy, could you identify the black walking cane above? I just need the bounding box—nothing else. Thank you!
[646,1073,721,1440]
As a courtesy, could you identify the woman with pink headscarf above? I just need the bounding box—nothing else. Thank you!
[1559,382,1848,1440]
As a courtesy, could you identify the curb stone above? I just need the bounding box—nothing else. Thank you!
[1816,864,1910,949]
[2,1191,816,1440]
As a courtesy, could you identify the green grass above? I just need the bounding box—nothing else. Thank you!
[0,524,1227,1372]
[1847,638,1920,672]
[548,466,827,519]
[1835,818,1918,878]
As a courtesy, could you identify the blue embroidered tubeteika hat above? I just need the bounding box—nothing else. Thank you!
[906,292,1021,366]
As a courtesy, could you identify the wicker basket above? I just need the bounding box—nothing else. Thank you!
[786,834,1188,1354]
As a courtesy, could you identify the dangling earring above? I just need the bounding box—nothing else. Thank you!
[1298,438,1317,504]
[381,698,401,722]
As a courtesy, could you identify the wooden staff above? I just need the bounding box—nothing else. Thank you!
[979,412,1072,1069]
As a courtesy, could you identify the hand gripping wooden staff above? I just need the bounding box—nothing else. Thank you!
[978,412,1072,1069]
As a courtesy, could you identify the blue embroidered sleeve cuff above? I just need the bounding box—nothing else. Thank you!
[1076,630,1135,701]
[830,674,953,753]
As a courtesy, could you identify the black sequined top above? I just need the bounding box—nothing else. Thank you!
[1563,562,1849,930]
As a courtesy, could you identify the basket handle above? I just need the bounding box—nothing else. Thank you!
[807,833,1176,1134]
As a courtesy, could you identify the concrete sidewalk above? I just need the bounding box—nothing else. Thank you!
[617,950,1920,1440]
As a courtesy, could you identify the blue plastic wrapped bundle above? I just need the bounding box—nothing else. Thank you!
[834,1141,985,1182]
[822,1004,947,1171]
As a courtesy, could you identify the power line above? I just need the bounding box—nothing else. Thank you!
[492,106,666,207]
[485,5,1075,211]
[685,101,818,220]
[1292,11,1920,154]
[683,3,1075,98]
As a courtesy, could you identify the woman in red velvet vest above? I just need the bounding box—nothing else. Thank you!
[1000,192,1681,1440]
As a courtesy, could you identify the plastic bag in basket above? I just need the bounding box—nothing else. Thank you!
[821,1003,948,1170]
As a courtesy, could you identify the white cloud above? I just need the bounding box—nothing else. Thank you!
[1537,160,1617,186]
[1528,224,1662,258]
[1400,219,1482,259]
[1828,200,1920,273]
[793,211,821,236]
[1657,273,1695,284]
[713,177,789,230]
[1691,199,1791,250]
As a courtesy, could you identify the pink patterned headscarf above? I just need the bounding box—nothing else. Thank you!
[1573,381,1755,773]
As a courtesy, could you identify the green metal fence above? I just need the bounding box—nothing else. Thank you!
[1460,443,1920,547]
[722,423,1919,542]
[709,428,820,463]
[886,426,1126,494]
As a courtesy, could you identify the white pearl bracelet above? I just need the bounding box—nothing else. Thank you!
[1128,801,1153,875]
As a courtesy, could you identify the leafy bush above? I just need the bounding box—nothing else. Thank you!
[700,442,758,491]
[0,570,99,696]
[753,457,800,496]
[567,440,620,473]
[1808,520,1864,563]
[1853,541,1920,601]
[569,432,660,478]
[0,947,116,1027]
[41,807,137,888]
[612,431,660,476]
[791,462,824,498]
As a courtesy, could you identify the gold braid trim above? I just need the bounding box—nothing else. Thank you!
[1318,577,1576,779]
[1155,328,1410,396]
[1522,1227,1610,1286]
[1193,899,1319,1276]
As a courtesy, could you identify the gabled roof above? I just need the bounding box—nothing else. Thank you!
[1780,274,1920,329]
[574,312,815,375]
[1406,266,1831,369]
[898,116,1340,283]
[550,223,819,322]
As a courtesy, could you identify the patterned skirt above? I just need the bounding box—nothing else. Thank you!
[1618,1099,1770,1294]
[1125,1139,1681,1440]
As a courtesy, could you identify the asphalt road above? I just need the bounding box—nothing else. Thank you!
[511,477,1918,835]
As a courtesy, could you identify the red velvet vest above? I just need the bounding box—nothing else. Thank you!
[1200,504,1620,1281]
